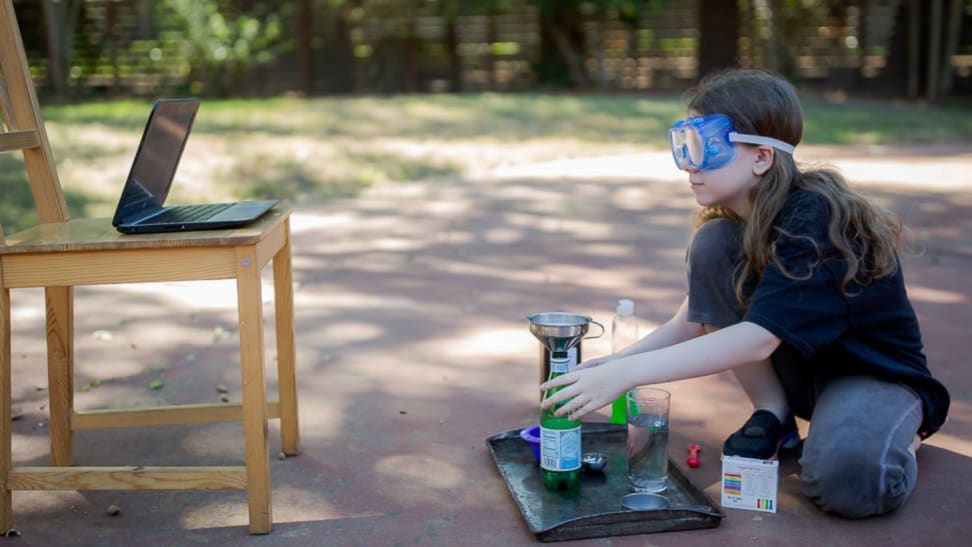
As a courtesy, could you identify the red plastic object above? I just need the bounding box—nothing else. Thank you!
[686,443,702,468]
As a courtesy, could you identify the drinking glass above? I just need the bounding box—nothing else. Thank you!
[626,387,670,492]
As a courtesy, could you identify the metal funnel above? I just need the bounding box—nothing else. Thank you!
[527,311,604,354]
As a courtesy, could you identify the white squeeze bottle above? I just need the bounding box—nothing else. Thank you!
[610,299,639,424]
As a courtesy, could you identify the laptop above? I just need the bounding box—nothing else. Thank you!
[112,98,278,234]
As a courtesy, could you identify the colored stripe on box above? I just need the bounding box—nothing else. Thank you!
[723,472,742,496]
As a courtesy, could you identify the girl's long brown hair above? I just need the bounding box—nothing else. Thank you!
[689,69,904,306]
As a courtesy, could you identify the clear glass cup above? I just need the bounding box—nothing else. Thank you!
[626,387,670,492]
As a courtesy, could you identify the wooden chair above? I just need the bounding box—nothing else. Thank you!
[0,0,298,534]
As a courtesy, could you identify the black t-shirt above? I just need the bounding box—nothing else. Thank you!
[744,190,950,437]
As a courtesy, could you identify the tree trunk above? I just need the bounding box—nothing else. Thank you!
[762,0,784,74]
[854,0,868,90]
[538,4,588,88]
[318,3,356,94]
[444,12,461,92]
[906,0,920,98]
[698,0,739,79]
[107,0,119,95]
[939,0,964,97]
[926,0,943,102]
[296,0,312,96]
[403,21,419,92]
[40,0,82,98]
[593,9,608,90]
[487,12,497,90]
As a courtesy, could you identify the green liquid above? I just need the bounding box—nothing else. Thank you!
[609,393,627,424]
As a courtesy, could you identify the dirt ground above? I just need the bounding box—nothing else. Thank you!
[5,145,972,546]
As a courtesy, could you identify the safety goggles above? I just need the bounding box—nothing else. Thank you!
[669,114,795,171]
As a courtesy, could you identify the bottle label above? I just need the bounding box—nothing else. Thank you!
[550,356,570,374]
[548,347,579,374]
[567,347,578,369]
[539,425,582,471]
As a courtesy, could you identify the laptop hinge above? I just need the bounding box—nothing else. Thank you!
[116,206,165,227]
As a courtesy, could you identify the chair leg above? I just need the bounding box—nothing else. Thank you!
[236,247,271,534]
[0,285,13,532]
[45,286,73,466]
[273,219,299,456]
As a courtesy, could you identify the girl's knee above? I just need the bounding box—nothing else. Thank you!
[800,441,916,518]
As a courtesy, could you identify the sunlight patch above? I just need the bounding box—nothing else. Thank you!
[908,285,965,304]
[375,454,462,489]
[446,327,534,360]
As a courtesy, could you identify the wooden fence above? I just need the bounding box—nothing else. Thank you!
[11,0,972,99]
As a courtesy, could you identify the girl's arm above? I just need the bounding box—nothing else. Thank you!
[541,321,781,419]
[575,296,705,370]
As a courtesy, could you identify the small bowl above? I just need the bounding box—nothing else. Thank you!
[520,425,541,462]
[582,451,608,473]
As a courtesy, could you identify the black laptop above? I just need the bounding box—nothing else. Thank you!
[112,98,278,234]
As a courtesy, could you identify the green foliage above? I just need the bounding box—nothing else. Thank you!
[0,156,38,234]
[2,94,967,236]
[801,96,972,145]
[538,0,659,21]
[153,0,286,96]
[35,92,972,150]
[0,154,92,234]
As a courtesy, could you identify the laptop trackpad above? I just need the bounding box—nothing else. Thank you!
[209,200,278,221]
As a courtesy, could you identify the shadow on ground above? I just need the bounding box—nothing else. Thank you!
[6,150,972,546]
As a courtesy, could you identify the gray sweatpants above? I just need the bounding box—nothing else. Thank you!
[686,218,923,518]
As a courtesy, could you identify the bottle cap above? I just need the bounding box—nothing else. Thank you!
[616,299,634,316]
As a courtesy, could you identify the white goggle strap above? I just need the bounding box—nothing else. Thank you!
[728,132,795,155]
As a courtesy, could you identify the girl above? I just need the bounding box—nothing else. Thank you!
[540,69,950,518]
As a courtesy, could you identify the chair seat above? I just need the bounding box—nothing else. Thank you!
[1,210,290,289]
[2,210,288,254]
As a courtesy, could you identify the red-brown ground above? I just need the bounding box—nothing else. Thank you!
[6,145,971,545]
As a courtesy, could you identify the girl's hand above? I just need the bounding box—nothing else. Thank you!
[539,361,630,420]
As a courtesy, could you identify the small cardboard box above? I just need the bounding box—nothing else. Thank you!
[721,455,779,513]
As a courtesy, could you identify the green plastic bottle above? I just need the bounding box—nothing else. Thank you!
[540,351,582,491]
[610,299,639,424]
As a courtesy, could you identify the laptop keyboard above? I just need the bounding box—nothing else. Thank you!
[150,203,232,223]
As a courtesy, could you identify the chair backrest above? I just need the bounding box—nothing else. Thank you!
[0,0,69,226]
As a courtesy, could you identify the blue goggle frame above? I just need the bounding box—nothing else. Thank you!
[669,114,795,171]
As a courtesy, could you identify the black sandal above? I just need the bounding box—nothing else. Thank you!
[723,410,800,460]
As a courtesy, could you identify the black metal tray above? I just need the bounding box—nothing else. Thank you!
[486,422,723,542]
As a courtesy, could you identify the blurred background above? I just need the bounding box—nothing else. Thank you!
[3,0,972,235]
[13,0,972,102]
[5,4,972,543]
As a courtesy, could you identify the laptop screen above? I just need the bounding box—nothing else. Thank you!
[113,98,200,226]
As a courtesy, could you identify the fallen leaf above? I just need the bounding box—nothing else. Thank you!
[79,379,104,392]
